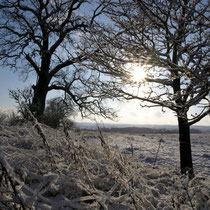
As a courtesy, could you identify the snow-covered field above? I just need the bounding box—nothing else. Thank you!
[0,123,209,209]
[100,132,210,177]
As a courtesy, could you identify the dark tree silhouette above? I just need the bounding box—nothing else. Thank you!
[0,0,115,120]
[85,0,210,177]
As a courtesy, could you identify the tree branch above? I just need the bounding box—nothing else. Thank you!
[49,55,86,78]
[188,108,210,126]
[25,54,40,75]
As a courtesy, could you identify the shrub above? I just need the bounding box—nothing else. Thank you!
[0,110,26,126]
[9,87,33,120]
[7,111,26,126]
[0,110,8,125]
[9,87,75,128]
[42,97,75,129]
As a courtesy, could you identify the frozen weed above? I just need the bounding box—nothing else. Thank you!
[0,121,209,209]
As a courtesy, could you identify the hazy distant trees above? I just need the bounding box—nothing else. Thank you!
[85,0,210,177]
[0,0,116,120]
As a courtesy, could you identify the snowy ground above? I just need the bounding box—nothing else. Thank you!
[0,123,209,209]
[101,132,210,177]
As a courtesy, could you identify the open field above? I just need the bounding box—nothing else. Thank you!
[96,132,210,177]
[0,123,209,209]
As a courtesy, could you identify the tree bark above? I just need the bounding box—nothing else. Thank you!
[177,115,194,178]
[31,74,49,120]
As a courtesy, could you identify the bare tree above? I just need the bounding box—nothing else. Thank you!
[85,0,210,177]
[0,0,116,120]
[9,87,33,119]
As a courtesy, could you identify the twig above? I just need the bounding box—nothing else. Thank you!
[153,138,163,167]
[183,177,195,210]
[96,123,111,157]
[22,104,58,172]
[0,149,27,209]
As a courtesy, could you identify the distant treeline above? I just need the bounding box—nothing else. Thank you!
[99,127,202,134]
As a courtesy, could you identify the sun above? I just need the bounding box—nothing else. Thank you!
[128,63,147,83]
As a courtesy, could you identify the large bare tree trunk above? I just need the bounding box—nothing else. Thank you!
[31,74,49,120]
[178,116,194,178]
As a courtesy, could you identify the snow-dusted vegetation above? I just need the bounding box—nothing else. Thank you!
[0,122,209,209]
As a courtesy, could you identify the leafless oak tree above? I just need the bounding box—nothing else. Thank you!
[85,0,210,177]
[0,0,116,120]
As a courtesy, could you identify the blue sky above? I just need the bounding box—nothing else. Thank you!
[0,69,27,110]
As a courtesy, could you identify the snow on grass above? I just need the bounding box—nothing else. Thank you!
[0,123,209,209]
[102,132,210,177]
